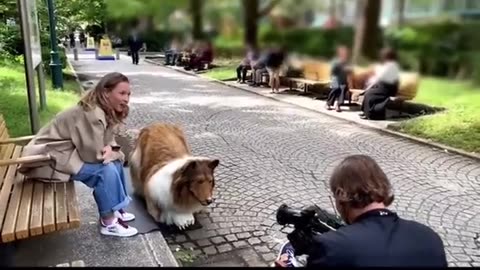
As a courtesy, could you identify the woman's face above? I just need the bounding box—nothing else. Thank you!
[107,81,131,113]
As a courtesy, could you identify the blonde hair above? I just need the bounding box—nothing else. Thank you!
[78,72,130,127]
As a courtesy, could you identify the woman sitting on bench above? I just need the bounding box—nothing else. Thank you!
[19,72,138,238]
[360,48,400,120]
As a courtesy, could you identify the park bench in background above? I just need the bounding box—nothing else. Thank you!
[0,114,80,244]
[286,60,331,94]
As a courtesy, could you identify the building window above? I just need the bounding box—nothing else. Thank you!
[444,0,467,11]
[466,0,480,9]
[406,0,434,14]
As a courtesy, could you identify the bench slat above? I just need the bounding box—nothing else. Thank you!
[66,182,80,228]
[0,146,22,234]
[15,180,34,239]
[0,144,15,188]
[0,121,7,140]
[1,173,24,242]
[29,182,44,236]
[55,183,68,230]
[42,183,56,233]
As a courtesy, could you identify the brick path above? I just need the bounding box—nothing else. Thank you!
[73,54,480,267]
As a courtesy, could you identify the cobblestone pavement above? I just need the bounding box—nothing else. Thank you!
[76,55,480,267]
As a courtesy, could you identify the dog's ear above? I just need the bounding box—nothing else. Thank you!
[208,159,220,170]
[182,160,198,175]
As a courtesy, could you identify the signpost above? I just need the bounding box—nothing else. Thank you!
[86,36,96,51]
[97,37,115,60]
[17,0,45,134]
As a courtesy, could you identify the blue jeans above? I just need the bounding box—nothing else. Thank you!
[72,161,131,217]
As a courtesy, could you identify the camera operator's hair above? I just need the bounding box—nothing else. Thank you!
[329,155,394,209]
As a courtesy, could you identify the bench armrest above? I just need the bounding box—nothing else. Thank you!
[0,154,53,167]
[0,135,35,146]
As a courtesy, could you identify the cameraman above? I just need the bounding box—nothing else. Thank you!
[275,155,447,267]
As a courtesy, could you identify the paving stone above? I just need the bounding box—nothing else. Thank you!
[253,231,265,237]
[217,243,233,253]
[225,234,238,242]
[211,236,226,244]
[261,253,277,262]
[196,239,211,247]
[203,246,218,256]
[233,241,249,249]
[254,245,271,254]
[236,232,251,240]
[247,238,262,245]
[182,242,197,250]
[175,235,187,243]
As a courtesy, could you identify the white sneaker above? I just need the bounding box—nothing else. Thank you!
[114,210,135,222]
[100,218,138,237]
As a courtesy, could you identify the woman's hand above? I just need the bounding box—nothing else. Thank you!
[102,145,116,164]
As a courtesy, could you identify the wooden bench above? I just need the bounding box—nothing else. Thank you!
[0,114,80,244]
[287,61,331,93]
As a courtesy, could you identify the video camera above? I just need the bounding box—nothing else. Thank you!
[276,204,345,256]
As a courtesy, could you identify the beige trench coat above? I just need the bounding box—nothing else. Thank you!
[18,105,125,182]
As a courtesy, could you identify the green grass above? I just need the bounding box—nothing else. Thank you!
[0,61,81,137]
[395,77,480,153]
[201,58,240,81]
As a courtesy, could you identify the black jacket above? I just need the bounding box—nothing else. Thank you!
[307,209,447,267]
[127,34,143,52]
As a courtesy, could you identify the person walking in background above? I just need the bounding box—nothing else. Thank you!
[128,30,144,65]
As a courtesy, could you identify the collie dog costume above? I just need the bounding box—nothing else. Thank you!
[129,123,219,229]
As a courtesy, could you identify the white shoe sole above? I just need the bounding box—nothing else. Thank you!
[100,228,138,237]
[119,215,135,222]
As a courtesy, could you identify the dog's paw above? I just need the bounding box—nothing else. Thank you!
[173,213,195,230]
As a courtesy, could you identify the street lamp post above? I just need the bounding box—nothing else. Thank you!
[46,0,63,89]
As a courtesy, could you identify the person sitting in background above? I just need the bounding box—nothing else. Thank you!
[176,42,194,66]
[165,38,181,66]
[249,50,268,87]
[185,41,214,71]
[325,45,353,112]
[360,47,400,120]
[236,44,257,84]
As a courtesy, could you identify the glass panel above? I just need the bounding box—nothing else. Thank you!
[406,0,434,13]
[466,0,480,9]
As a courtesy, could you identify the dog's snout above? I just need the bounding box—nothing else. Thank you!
[206,198,215,205]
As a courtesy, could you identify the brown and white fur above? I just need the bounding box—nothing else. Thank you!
[129,123,219,230]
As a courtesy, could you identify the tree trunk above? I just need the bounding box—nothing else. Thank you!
[395,0,405,27]
[190,0,203,40]
[242,0,259,47]
[352,0,382,64]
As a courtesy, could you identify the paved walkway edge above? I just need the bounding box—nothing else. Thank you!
[145,59,480,162]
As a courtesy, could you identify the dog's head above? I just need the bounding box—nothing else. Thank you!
[176,158,220,206]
